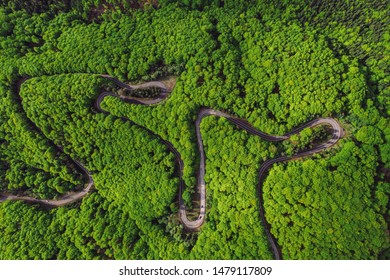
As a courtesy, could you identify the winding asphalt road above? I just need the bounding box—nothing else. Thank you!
[0,77,94,207]
[0,75,343,260]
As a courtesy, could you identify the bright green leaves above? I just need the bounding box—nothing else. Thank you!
[264,150,388,259]
[356,126,383,145]
[0,0,388,260]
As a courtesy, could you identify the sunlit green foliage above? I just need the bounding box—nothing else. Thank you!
[0,0,388,260]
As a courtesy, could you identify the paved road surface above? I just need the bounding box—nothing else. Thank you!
[1,75,343,260]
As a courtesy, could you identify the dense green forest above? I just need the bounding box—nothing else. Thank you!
[0,0,388,259]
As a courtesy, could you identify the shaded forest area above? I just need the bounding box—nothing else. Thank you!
[0,0,388,259]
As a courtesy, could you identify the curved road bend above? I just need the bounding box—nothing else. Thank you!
[179,109,342,259]
[1,75,343,260]
[96,80,343,260]
[0,75,170,206]
[0,77,94,207]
